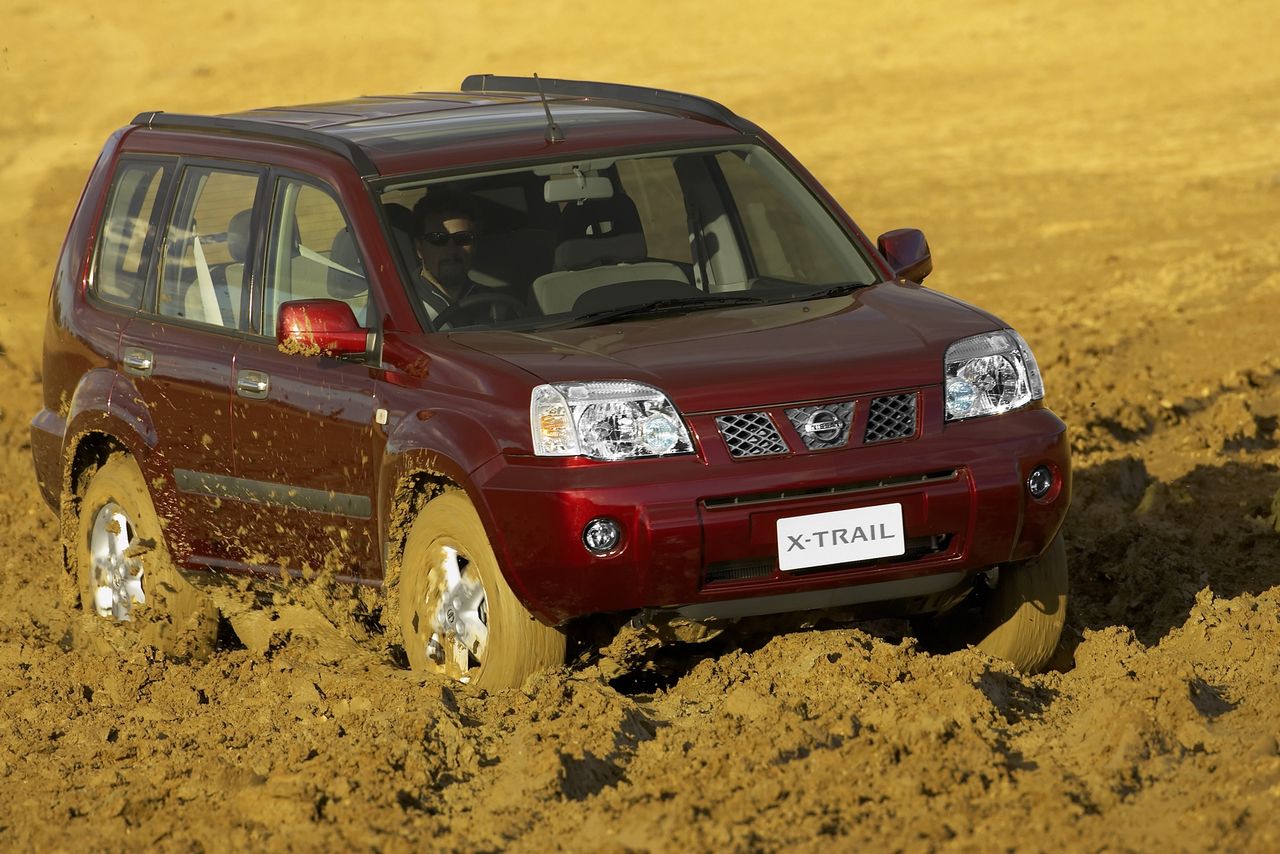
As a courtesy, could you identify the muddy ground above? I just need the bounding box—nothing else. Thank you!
[2,0,1280,849]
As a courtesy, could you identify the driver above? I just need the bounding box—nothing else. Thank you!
[411,191,479,324]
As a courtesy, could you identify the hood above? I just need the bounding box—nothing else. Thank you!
[453,283,1001,413]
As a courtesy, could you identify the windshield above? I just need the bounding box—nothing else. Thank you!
[377,144,880,332]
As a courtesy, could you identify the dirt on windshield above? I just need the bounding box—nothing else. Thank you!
[2,1,1279,850]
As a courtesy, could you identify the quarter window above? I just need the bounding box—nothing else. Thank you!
[157,166,259,330]
[92,161,171,310]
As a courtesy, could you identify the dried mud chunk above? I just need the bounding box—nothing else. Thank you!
[1204,393,1259,447]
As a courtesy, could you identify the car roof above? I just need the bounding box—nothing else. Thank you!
[132,77,756,179]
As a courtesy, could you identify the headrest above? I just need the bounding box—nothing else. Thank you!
[384,202,414,235]
[553,195,647,270]
[327,228,366,299]
[383,202,419,278]
[227,209,253,263]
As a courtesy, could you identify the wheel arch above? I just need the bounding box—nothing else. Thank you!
[376,446,475,646]
[375,402,559,639]
[62,374,160,503]
[60,371,165,577]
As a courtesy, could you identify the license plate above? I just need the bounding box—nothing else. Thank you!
[776,503,905,571]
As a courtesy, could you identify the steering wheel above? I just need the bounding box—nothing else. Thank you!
[433,289,527,329]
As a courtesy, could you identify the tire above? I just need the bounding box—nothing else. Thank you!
[920,532,1068,673]
[73,454,218,659]
[399,490,565,690]
[972,532,1068,672]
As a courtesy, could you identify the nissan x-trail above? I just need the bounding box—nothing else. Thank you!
[31,75,1071,688]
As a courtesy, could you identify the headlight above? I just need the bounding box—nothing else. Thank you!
[944,330,1044,421]
[530,381,695,460]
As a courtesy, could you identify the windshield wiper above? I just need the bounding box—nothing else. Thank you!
[784,281,877,302]
[564,294,769,328]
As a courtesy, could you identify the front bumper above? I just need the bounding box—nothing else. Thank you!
[472,403,1070,625]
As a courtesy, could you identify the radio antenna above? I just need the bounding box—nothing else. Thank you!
[534,73,565,143]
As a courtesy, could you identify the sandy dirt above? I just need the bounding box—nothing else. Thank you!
[3,0,1280,849]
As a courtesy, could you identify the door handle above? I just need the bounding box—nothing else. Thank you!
[122,347,154,377]
[235,370,270,399]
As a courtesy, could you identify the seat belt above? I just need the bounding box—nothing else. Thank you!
[212,277,235,326]
[191,234,224,326]
[298,244,364,279]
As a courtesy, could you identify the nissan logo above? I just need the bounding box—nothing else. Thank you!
[801,409,843,442]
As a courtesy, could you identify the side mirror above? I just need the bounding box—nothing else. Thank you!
[276,299,369,358]
[877,228,933,282]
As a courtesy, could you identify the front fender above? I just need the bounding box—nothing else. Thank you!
[379,405,503,493]
[376,407,501,559]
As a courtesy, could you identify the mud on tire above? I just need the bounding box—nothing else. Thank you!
[398,489,565,690]
[923,532,1068,673]
[72,454,218,659]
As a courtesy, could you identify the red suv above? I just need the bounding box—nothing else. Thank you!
[32,76,1070,688]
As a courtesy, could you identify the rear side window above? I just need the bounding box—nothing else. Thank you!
[157,167,260,330]
[92,160,171,310]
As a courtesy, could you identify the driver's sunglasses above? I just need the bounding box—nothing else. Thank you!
[420,231,476,247]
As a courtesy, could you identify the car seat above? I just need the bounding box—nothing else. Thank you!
[221,208,252,325]
[530,195,688,315]
[327,227,369,324]
[182,208,251,326]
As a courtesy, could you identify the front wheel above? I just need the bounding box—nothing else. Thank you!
[398,490,565,689]
[925,532,1068,673]
[974,532,1068,671]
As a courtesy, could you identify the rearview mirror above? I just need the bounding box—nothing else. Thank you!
[877,228,933,282]
[544,173,614,204]
[277,299,369,358]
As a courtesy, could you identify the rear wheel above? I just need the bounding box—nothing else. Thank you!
[73,454,218,658]
[399,490,565,689]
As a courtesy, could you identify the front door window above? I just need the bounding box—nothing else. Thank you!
[262,177,370,336]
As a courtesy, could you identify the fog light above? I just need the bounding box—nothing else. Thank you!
[582,517,622,555]
[1027,465,1054,500]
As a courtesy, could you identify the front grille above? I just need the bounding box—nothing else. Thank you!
[716,412,789,458]
[785,401,854,450]
[864,393,918,443]
[705,559,773,583]
[702,469,958,510]
[702,534,953,585]
[783,534,952,575]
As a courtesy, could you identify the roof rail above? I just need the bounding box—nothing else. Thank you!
[460,74,756,133]
[130,111,380,177]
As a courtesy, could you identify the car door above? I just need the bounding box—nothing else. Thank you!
[229,173,383,580]
[117,161,263,565]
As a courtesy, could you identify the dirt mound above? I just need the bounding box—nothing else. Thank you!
[3,0,1280,848]
[5,494,1280,849]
